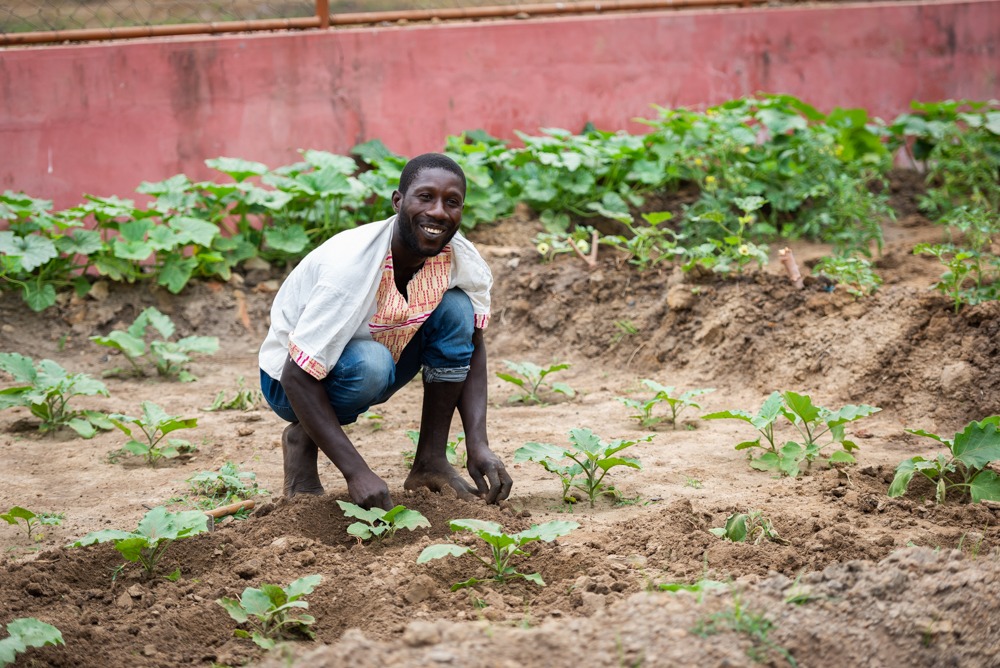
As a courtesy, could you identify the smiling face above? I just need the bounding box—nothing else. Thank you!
[391,166,465,261]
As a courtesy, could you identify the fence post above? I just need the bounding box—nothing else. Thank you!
[317,0,330,28]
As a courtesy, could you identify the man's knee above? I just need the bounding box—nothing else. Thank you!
[432,289,474,335]
[329,340,395,403]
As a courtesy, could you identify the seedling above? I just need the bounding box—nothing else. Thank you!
[514,428,653,507]
[417,519,578,590]
[888,416,1000,504]
[187,462,265,505]
[0,507,63,542]
[710,510,787,545]
[203,377,262,411]
[693,592,796,666]
[618,380,715,429]
[0,352,112,438]
[70,506,208,578]
[0,618,64,666]
[90,306,218,382]
[336,501,430,542]
[703,391,879,477]
[497,360,575,405]
[217,574,323,650]
[108,401,198,466]
[402,429,466,467]
[813,255,882,297]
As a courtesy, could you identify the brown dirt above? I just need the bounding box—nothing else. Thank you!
[1,174,999,667]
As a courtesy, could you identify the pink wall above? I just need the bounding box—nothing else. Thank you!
[1,0,997,209]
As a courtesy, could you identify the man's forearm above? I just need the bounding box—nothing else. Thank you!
[457,328,490,452]
[280,356,371,478]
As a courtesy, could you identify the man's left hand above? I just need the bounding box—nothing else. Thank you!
[467,448,513,504]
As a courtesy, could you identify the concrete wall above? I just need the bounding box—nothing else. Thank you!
[0,0,997,208]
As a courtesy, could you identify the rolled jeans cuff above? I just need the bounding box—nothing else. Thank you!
[423,365,470,383]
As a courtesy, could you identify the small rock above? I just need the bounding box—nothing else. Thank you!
[115,591,133,609]
[235,559,261,579]
[87,281,110,302]
[402,620,442,647]
[580,591,606,615]
[403,575,437,604]
[142,645,156,657]
[127,584,144,598]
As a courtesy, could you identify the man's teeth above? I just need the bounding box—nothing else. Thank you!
[423,226,444,236]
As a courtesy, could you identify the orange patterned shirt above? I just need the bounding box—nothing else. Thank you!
[368,246,453,362]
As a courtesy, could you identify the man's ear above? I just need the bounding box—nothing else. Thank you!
[391,190,401,212]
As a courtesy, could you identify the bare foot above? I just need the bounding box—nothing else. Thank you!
[404,464,478,501]
[282,423,325,499]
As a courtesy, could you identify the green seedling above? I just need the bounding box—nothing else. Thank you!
[187,462,264,504]
[618,380,715,429]
[497,360,575,405]
[0,507,63,542]
[108,401,198,466]
[914,242,995,313]
[814,255,883,297]
[889,416,1000,504]
[417,519,578,590]
[703,391,879,477]
[0,352,112,438]
[336,501,430,542]
[90,306,218,382]
[515,428,653,507]
[0,618,64,667]
[70,506,208,578]
[217,574,323,650]
[693,592,796,667]
[710,510,787,545]
[659,579,728,600]
[402,429,466,467]
[203,377,262,411]
[358,410,384,431]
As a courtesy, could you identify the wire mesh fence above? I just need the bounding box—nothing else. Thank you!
[1,0,558,35]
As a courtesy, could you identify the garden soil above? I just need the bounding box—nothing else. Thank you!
[1,174,999,667]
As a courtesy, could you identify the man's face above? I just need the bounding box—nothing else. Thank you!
[392,167,465,258]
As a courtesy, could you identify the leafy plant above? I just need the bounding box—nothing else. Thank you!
[514,428,653,507]
[203,376,262,411]
[709,510,787,545]
[703,391,880,477]
[0,618,64,667]
[497,360,575,405]
[0,506,63,542]
[693,592,797,666]
[417,519,578,590]
[90,307,218,382]
[888,416,1000,504]
[217,574,323,650]
[813,255,882,297]
[402,429,465,467]
[0,352,112,438]
[598,211,685,270]
[618,380,715,429]
[70,506,208,578]
[187,462,264,504]
[915,242,999,313]
[336,501,430,542]
[108,401,198,466]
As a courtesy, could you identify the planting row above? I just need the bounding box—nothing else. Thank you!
[1,96,997,311]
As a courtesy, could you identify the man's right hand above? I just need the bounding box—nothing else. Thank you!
[346,468,394,510]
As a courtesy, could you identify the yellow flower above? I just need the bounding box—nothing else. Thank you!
[738,214,755,225]
[740,146,750,154]
[834,145,844,156]
[694,158,703,167]
[705,175,716,184]
[575,239,590,254]
[536,242,550,255]
[738,244,750,256]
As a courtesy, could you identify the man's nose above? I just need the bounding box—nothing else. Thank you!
[426,197,447,219]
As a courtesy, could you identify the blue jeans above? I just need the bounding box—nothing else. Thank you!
[260,288,475,425]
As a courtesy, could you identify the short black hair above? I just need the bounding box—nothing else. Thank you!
[398,153,466,195]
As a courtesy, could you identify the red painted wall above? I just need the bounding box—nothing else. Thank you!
[1,0,997,208]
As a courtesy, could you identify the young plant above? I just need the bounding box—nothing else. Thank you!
[0,352,112,438]
[813,255,882,297]
[497,360,575,405]
[402,429,466,467]
[108,401,198,466]
[70,506,208,578]
[514,428,653,507]
[187,462,264,504]
[618,380,715,429]
[710,510,787,545]
[0,507,63,542]
[0,618,64,667]
[703,391,880,477]
[336,501,430,542]
[888,416,1000,504]
[914,242,996,313]
[417,519,578,590]
[202,376,262,411]
[90,306,218,382]
[217,574,323,650]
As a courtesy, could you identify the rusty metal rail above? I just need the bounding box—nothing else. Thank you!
[1,0,765,47]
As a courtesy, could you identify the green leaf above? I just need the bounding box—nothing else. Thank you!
[1,507,36,524]
[887,458,920,497]
[515,520,579,543]
[952,420,1000,470]
[67,418,97,439]
[264,225,310,254]
[0,618,64,663]
[114,536,152,562]
[157,255,198,294]
[969,470,1000,503]
[417,544,470,563]
[175,336,219,355]
[514,442,569,463]
[782,391,821,424]
[206,157,268,182]
[521,572,546,587]
[217,597,249,624]
[828,450,856,464]
[286,574,323,599]
[91,331,146,359]
[337,500,386,524]
[239,588,275,618]
[23,282,57,312]
[346,522,374,540]
[550,382,576,397]
[0,232,58,271]
[750,452,781,472]
[0,353,37,383]
[169,216,219,246]
[387,508,430,532]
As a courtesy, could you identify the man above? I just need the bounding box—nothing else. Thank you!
[258,153,513,510]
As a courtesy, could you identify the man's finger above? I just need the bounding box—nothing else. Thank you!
[485,464,513,504]
[469,467,490,498]
[495,466,513,502]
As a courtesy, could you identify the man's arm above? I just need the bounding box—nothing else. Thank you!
[280,356,393,510]
[458,328,513,503]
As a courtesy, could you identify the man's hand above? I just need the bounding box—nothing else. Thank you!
[467,447,513,504]
[346,469,394,510]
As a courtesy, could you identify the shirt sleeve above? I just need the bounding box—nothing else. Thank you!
[287,281,375,380]
[449,234,493,329]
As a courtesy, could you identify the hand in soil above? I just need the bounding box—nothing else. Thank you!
[346,469,394,510]
[467,448,514,503]
[404,463,480,502]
